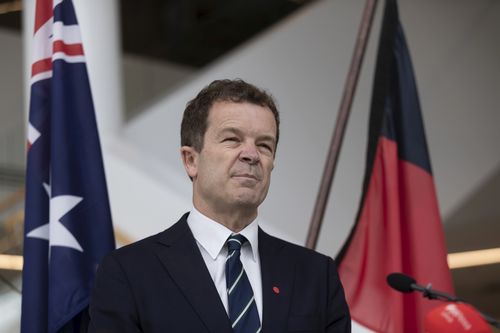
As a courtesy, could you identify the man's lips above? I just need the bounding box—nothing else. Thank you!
[232,174,259,180]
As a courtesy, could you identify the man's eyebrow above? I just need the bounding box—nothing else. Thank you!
[218,127,276,144]
[258,134,276,144]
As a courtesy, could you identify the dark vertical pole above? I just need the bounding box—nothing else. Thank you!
[306,0,380,250]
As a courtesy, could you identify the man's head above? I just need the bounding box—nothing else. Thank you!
[180,79,280,226]
[181,79,280,153]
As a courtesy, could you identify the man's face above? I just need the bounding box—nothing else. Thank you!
[182,101,277,216]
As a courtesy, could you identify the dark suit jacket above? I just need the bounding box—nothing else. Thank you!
[88,213,350,332]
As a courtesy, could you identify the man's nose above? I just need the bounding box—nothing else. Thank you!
[239,143,260,164]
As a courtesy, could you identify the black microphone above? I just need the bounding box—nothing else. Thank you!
[386,272,461,302]
[386,272,415,293]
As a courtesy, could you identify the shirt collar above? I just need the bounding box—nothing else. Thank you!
[187,206,259,262]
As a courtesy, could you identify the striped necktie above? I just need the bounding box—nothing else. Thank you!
[226,234,261,333]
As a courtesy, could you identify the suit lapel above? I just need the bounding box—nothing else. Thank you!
[259,228,295,332]
[155,214,232,333]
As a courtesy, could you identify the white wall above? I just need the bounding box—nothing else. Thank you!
[0,29,25,169]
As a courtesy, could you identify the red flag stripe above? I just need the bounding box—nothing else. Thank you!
[339,137,453,333]
[53,41,84,56]
[31,58,52,77]
[32,21,84,72]
[34,0,53,33]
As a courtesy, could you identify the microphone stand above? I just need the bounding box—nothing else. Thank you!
[413,282,461,302]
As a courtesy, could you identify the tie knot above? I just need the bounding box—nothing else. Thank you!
[227,234,247,252]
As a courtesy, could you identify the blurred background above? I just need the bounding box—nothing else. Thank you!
[1,0,499,331]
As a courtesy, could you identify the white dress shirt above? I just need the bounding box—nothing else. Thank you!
[187,207,263,323]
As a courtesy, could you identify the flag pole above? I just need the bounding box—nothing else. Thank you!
[305,0,379,250]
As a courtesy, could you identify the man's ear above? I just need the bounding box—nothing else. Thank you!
[180,146,198,179]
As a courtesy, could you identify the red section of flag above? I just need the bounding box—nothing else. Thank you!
[31,40,84,79]
[34,0,53,33]
[53,40,84,56]
[338,137,453,333]
[32,58,53,77]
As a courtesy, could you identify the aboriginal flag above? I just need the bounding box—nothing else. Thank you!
[336,1,454,332]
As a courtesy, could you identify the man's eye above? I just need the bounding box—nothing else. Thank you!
[259,144,273,153]
[223,137,238,142]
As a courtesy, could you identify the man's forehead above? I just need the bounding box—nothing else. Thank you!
[208,102,274,125]
[208,101,273,120]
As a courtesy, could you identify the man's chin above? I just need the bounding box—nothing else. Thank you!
[231,192,264,208]
[231,176,260,187]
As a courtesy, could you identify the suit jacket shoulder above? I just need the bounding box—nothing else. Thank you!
[89,213,233,333]
[258,228,351,333]
[103,212,190,258]
[259,228,333,262]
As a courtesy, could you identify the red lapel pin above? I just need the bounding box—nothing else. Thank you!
[273,286,280,294]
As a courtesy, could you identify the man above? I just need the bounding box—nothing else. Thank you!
[88,79,351,332]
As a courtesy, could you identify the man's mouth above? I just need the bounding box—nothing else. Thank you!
[232,174,258,180]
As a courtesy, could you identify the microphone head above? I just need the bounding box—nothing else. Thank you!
[387,272,416,293]
[425,303,492,333]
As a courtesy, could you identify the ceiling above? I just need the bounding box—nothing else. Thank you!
[0,0,305,67]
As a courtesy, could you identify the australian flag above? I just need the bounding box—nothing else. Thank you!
[21,0,115,332]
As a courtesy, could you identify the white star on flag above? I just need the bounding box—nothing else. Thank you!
[27,182,84,252]
[28,122,41,146]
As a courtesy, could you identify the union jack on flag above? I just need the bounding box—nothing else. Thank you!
[22,0,115,332]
